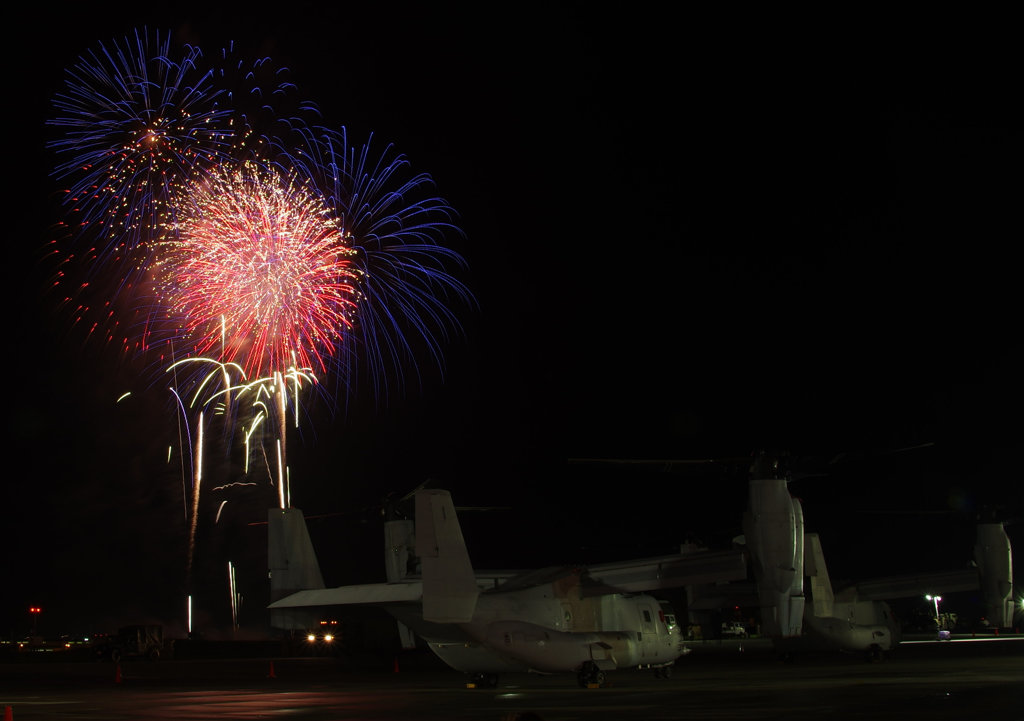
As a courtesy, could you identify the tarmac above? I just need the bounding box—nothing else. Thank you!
[1,634,1022,720]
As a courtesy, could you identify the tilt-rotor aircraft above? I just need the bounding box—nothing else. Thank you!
[689,451,1016,661]
[266,488,747,687]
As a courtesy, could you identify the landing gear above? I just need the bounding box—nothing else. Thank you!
[577,661,606,687]
[866,645,885,663]
[468,672,499,688]
[653,664,673,679]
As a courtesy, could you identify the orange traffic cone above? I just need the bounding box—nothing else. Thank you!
[267,661,276,679]
[4,704,13,720]
[114,663,122,684]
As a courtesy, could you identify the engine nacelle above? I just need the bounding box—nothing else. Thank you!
[744,475,805,638]
[974,523,1014,628]
[805,614,895,653]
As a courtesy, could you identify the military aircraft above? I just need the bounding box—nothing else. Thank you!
[571,451,1016,661]
[714,451,1015,661]
[266,488,747,687]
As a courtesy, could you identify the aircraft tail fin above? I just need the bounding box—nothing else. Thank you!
[384,518,417,582]
[384,516,418,647]
[268,508,325,630]
[416,489,478,623]
[804,532,834,618]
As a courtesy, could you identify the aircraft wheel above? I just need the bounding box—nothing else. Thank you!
[577,663,592,687]
[577,661,604,687]
[656,665,672,679]
[866,645,884,663]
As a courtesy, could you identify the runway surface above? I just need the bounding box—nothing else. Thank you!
[2,637,1022,720]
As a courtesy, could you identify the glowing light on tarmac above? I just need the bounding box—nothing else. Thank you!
[901,635,1024,643]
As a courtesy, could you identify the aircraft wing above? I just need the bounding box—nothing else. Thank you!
[268,581,423,609]
[268,573,516,610]
[581,549,748,596]
[839,568,981,601]
[268,548,749,606]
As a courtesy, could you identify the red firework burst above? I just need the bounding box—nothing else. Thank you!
[160,161,360,379]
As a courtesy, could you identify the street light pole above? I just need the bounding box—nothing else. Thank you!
[925,594,942,628]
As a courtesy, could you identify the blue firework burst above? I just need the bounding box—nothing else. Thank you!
[47,27,237,263]
[286,125,476,406]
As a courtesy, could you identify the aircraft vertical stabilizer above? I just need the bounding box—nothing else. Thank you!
[804,532,835,618]
[384,517,419,648]
[416,489,478,623]
[385,518,416,582]
[268,507,325,630]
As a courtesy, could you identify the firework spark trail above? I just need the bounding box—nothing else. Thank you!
[186,410,204,582]
[168,386,194,522]
[167,354,317,511]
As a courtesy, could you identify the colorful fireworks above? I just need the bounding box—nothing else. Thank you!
[48,26,475,633]
[48,28,235,259]
[47,29,330,358]
[48,27,473,512]
[49,28,472,410]
[158,161,360,379]
[296,126,475,403]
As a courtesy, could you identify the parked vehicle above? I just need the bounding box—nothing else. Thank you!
[721,622,748,638]
[93,625,168,662]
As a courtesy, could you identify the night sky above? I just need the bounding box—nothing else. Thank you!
[4,5,1021,640]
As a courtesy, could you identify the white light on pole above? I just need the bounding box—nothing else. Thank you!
[926,594,942,626]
